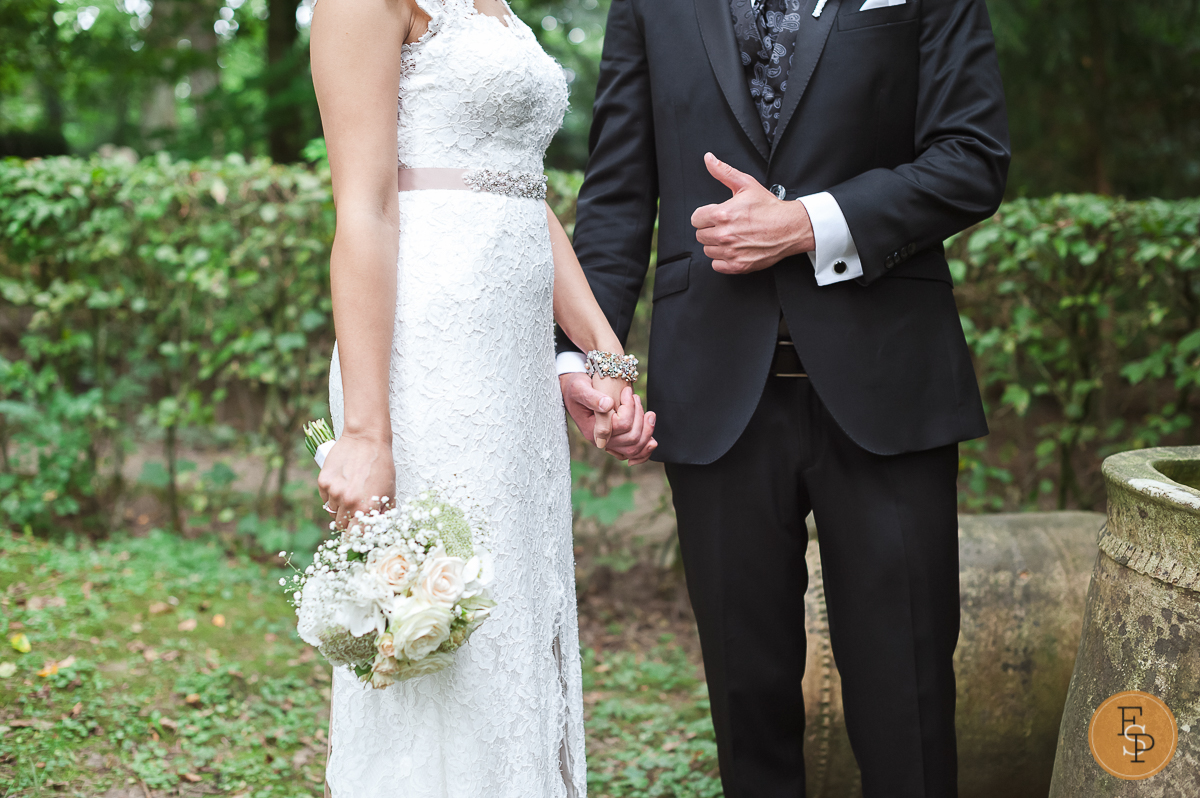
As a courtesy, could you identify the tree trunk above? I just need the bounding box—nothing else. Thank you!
[1086,2,1113,195]
[164,423,183,533]
[267,0,304,163]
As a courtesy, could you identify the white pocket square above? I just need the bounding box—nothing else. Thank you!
[860,0,905,9]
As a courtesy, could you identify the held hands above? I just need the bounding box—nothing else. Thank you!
[691,152,815,274]
[316,433,397,530]
[559,372,658,465]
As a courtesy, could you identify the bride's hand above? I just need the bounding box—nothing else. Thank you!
[316,433,396,531]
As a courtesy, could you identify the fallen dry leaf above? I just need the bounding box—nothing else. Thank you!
[211,614,226,628]
[148,602,171,615]
[25,596,67,611]
[181,772,202,783]
[185,693,201,705]
[71,702,83,717]
[9,719,54,730]
[177,618,197,632]
[9,633,31,654]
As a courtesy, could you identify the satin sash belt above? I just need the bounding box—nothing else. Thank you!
[397,167,548,200]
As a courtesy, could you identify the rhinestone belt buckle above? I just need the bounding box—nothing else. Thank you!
[462,168,548,201]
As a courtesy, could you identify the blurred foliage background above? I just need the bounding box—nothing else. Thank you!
[1,0,1199,195]
[0,0,1198,539]
[0,3,1198,794]
[0,0,608,169]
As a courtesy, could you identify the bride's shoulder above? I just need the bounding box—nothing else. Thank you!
[310,0,435,22]
[310,0,437,46]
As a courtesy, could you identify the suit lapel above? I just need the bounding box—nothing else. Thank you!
[694,0,771,162]
[770,0,842,157]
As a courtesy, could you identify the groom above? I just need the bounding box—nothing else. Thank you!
[557,0,1008,795]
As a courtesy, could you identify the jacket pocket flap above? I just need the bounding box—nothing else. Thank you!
[653,254,691,301]
[837,3,919,31]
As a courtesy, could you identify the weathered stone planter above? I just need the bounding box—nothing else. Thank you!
[801,512,1104,797]
[1049,446,1200,797]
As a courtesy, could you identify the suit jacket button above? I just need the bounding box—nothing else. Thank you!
[907,243,916,255]
[833,260,847,274]
[885,256,894,269]
[769,183,786,200]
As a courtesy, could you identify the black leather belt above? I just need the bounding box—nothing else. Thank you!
[772,315,807,377]
[772,340,807,377]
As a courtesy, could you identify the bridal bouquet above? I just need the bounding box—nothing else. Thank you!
[280,421,496,688]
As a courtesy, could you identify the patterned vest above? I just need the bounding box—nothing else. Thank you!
[729,0,803,141]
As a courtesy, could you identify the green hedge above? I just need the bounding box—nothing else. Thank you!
[950,195,1200,509]
[1,156,1197,533]
[0,154,335,533]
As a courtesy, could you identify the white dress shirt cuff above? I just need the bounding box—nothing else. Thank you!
[556,351,588,375]
[798,192,864,286]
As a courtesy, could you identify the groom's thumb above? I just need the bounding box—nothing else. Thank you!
[705,152,758,195]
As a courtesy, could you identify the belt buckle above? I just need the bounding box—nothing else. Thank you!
[772,340,807,378]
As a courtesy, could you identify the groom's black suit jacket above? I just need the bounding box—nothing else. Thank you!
[561,0,1010,463]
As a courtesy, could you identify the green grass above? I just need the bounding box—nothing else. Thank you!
[0,531,722,797]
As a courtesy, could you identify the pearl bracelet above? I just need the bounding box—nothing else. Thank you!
[585,350,640,383]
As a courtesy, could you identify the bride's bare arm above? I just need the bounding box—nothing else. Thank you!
[310,0,426,528]
[548,206,656,463]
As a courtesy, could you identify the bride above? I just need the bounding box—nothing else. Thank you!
[308,0,656,795]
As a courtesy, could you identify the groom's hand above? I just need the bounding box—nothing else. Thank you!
[560,373,657,463]
[691,152,815,275]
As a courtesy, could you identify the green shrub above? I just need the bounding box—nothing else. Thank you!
[950,195,1200,508]
[0,153,335,532]
[1,156,1197,531]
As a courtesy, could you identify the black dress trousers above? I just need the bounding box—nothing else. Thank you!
[665,375,961,798]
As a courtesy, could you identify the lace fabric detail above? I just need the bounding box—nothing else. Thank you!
[324,3,582,797]
[396,0,568,172]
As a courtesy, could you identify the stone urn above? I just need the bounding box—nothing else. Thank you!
[802,511,1104,797]
[1049,446,1200,797]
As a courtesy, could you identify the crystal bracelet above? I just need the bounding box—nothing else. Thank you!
[585,350,640,383]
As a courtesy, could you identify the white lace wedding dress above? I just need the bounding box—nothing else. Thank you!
[325,1,584,796]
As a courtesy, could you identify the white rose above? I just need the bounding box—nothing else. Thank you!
[368,546,415,591]
[333,594,387,638]
[332,569,390,638]
[460,553,494,599]
[389,597,454,661]
[414,548,466,608]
